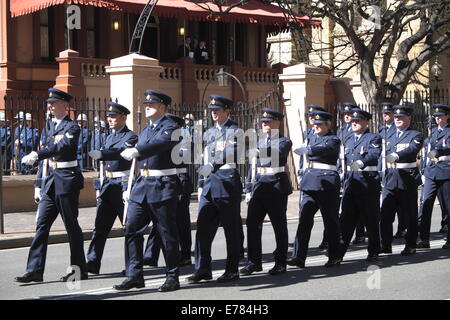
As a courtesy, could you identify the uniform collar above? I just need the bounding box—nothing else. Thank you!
[149,115,164,128]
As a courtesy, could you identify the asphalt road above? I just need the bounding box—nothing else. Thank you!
[0,214,449,301]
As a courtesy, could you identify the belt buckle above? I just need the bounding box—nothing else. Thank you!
[143,170,150,177]
[260,167,267,174]
[51,161,57,169]
[106,171,113,178]
[307,162,313,169]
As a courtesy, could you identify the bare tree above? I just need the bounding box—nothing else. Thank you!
[294,0,450,104]
[194,0,450,104]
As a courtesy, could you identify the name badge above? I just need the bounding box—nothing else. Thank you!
[396,143,409,152]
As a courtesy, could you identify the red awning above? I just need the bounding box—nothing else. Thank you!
[10,0,320,28]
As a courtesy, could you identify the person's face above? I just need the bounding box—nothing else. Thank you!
[435,114,449,126]
[47,100,67,118]
[343,112,352,123]
[185,119,193,126]
[394,115,411,131]
[308,115,315,126]
[26,120,32,127]
[351,119,368,134]
[211,108,228,124]
[107,114,127,130]
[383,112,394,123]
[261,120,280,134]
[200,41,206,48]
[313,122,330,135]
[145,102,165,119]
[185,37,191,45]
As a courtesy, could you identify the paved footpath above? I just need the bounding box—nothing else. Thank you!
[0,192,301,250]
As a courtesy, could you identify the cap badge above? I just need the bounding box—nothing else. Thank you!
[315,114,321,120]
[211,99,216,105]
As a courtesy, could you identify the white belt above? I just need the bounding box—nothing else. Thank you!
[346,166,378,172]
[177,168,188,174]
[49,160,77,169]
[438,155,450,162]
[219,163,236,170]
[307,161,337,171]
[387,162,417,169]
[257,167,285,175]
[140,168,177,177]
[105,170,130,178]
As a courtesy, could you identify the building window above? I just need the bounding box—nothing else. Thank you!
[40,9,51,59]
[86,6,97,58]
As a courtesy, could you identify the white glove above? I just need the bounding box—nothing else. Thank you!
[421,175,426,185]
[22,151,38,166]
[245,193,252,204]
[122,190,130,203]
[350,160,364,171]
[120,148,139,161]
[386,152,399,164]
[427,150,438,160]
[294,147,309,156]
[198,164,213,177]
[89,150,103,160]
[197,188,203,202]
[34,188,41,204]
[96,190,100,199]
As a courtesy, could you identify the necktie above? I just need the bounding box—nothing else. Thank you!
[266,136,271,146]
[397,131,401,139]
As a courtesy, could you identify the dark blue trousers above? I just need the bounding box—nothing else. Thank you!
[246,192,288,266]
[26,188,86,274]
[194,194,241,273]
[125,197,180,281]
[380,187,419,248]
[144,193,192,262]
[419,178,450,241]
[340,190,381,256]
[87,182,125,271]
[292,190,341,261]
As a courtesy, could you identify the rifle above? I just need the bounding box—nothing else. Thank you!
[36,110,51,222]
[337,105,346,182]
[95,104,105,191]
[123,97,141,227]
[381,112,387,182]
[297,108,307,179]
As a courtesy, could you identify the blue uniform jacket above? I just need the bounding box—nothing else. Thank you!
[246,135,292,196]
[383,127,423,190]
[77,126,90,159]
[36,115,84,195]
[1,126,12,160]
[423,125,450,181]
[90,129,108,152]
[199,119,243,198]
[130,115,181,204]
[343,131,382,194]
[300,131,341,191]
[13,126,39,156]
[94,125,138,197]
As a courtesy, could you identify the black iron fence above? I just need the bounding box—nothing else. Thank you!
[1,87,447,182]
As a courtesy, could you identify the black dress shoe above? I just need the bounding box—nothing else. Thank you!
[286,257,305,268]
[380,246,392,254]
[400,247,416,256]
[186,270,213,283]
[417,240,430,249]
[158,279,180,292]
[442,241,450,249]
[366,254,380,263]
[179,258,192,267]
[324,258,342,267]
[239,264,262,276]
[352,237,366,245]
[143,258,158,267]
[113,277,145,291]
[217,271,239,283]
[268,263,287,275]
[15,272,43,283]
[318,241,328,250]
[86,263,100,275]
[60,271,88,282]
[393,230,407,239]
